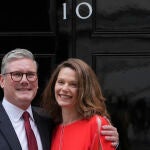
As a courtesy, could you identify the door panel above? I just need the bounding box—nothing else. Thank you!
[70,0,150,149]
[0,0,57,105]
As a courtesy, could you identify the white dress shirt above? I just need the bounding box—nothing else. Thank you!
[2,98,43,150]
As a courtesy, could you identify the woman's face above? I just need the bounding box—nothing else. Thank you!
[55,67,78,108]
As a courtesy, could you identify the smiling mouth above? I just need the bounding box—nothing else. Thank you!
[17,88,31,91]
[59,94,72,99]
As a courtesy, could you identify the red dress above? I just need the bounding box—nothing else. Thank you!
[51,115,115,150]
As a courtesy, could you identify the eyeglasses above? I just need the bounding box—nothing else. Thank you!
[3,71,38,82]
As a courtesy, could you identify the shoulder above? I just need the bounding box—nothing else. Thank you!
[90,115,111,125]
[97,115,111,126]
[32,106,55,132]
[32,106,54,125]
[32,106,51,118]
[90,115,115,150]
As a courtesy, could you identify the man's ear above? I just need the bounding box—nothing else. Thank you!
[0,74,4,88]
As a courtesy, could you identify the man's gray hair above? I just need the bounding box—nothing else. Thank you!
[1,48,38,74]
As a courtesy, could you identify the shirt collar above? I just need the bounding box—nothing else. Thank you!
[2,98,34,122]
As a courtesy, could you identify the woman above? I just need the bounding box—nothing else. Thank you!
[42,58,117,150]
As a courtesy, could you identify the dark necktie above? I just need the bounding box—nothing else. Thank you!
[22,111,38,150]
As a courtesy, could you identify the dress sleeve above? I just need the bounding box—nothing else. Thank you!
[91,116,115,150]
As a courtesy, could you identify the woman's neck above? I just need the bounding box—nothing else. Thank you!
[61,108,82,125]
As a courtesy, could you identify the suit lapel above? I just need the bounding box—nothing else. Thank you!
[33,110,52,150]
[0,103,22,150]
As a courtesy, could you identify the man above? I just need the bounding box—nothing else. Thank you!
[0,48,118,150]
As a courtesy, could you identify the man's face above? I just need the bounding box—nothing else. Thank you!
[0,58,38,110]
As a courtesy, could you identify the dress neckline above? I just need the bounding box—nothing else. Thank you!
[60,118,83,127]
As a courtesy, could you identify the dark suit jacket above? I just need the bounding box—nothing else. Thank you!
[0,102,54,150]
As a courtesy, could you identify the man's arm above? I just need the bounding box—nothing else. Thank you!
[101,125,119,148]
